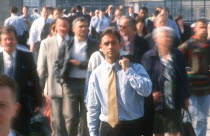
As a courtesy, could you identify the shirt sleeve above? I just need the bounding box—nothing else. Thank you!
[87,72,101,136]
[125,63,152,97]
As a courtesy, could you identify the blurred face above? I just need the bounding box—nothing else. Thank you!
[115,10,122,19]
[160,10,168,19]
[155,31,173,49]
[0,32,17,55]
[99,10,105,17]
[22,7,28,15]
[138,9,148,20]
[73,21,88,38]
[177,19,184,26]
[41,8,48,19]
[194,22,208,39]
[119,18,134,37]
[100,34,122,63]
[129,7,134,14]
[95,10,99,16]
[109,7,114,14]
[53,10,62,19]
[0,86,18,135]
[55,19,70,37]
[136,22,145,33]
[154,16,167,28]
[82,8,87,14]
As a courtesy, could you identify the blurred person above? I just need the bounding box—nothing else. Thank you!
[21,6,33,29]
[174,15,192,43]
[54,17,99,136]
[86,27,152,136]
[110,9,123,30]
[28,6,51,63]
[89,9,99,38]
[178,19,210,136]
[37,17,70,136]
[0,75,21,136]
[142,26,189,136]
[135,16,147,37]
[4,6,27,46]
[105,5,115,24]
[47,7,54,19]
[68,7,76,17]
[62,9,68,17]
[0,26,42,136]
[82,7,91,23]
[127,6,138,19]
[91,9,109,40]
[52,8,62,20]
[158,8,181,40]
[118,4,125,15]
[119,16,149,61]
[138,6,154,33]
[89,11,93,17]
[31,8,40,22]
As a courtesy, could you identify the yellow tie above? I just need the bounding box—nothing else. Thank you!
[108,65,119,128]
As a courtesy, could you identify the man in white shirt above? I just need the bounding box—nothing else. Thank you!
[0,75,21,136]
[28,6,52,63]
[54,17,99,136]
[37,17,70,136]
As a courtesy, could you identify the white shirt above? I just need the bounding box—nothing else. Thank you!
[3,50,16,75]
[28,17,52,45]
[56,34,70,47]
[8,130,16,136]
[69,37,87,78]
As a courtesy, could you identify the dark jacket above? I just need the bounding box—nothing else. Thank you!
[132,34,150,63]
[141,48,190,109]
[54,37,99,84]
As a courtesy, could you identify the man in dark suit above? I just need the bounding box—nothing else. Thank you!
[54,17,99,136]
[0,26,42,136]
[127,6,138,19]
[105,5,115,24]
[138,7,154,33]
[119,16,149,62]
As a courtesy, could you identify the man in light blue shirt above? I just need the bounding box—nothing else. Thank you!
[86,27,152,136]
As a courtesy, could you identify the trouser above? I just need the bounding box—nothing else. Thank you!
[50,98,68,136]
[189,95,210,136]
[99,117,144,136]
[63,78,89,136]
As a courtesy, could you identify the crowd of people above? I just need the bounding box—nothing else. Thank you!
[0,3,209,136]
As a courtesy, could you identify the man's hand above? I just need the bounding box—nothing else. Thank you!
[69,59,81,67]
[152,91,163,103]
[119,57,130,71]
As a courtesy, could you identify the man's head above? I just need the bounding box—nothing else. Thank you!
[82,7,87,14]
[99,9,105,18]
[128,6,134,14]
[174,15,183,27]
[0,26,17,55]
[159,8,169,19]
[115,9,123,19]
[41,6,49,19]
[10,6,18,14]
[154,15,167,28]
[153,26,175,49]
[33,8,38,13]
[72,17,88,39]
[0,75,19,135]
[76,5,82,12]
[95,9,99,16]
[100,27,122,64]
[194,19,208,41]
[22,6,29,16]
[107,5,114,14]
[138,7,148,20]
[119,16,136,37]
[52,8,62,19]
[55,17,70,37]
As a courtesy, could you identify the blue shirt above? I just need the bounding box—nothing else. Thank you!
[167,19,181,39]
[86,61,152,136]
[4,14,27,36]
[91,16,109,33]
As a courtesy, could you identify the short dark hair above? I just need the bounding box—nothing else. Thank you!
[0,74,17,102]
[56,17,69,24]
[72,17,88,27]
[174,15,183,23]
[10,6,18,13]
[140,7,148,13]
[120,16,136,31]
[53,8,61,13]
[34,8,38,13]
[153,10,160,17]
[0,26,18,41]
[76,5,82,11]
[100,27,121,42]
[23,6,29,10]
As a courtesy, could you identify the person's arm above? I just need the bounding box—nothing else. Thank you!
[28,21,38,53]
[87,72,101,136]
[37,40,48,90]
[119,58,152,97]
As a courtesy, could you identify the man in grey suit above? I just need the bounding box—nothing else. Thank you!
[54,17,99,136]
[37,17,70,136]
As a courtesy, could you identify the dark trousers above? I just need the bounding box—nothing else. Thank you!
[99,118,144,136]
